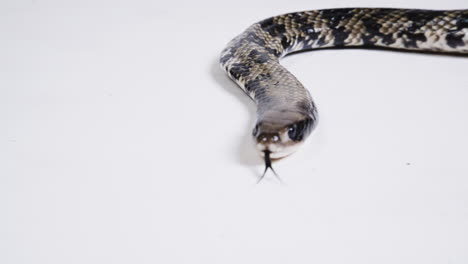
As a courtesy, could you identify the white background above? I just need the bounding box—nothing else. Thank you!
[1,0,467,263]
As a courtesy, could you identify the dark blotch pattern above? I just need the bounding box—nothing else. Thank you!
[446,33,465,48]
[220,8,468,147]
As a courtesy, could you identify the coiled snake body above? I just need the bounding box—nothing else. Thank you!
[219,8,468,179]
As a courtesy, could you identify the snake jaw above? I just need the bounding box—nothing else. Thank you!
[256,131,304,159]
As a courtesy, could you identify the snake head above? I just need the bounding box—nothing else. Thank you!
[252,110,315,159]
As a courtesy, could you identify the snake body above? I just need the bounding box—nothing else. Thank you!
[219,8,468,176]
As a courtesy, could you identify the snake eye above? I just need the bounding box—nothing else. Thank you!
[252,124,259,136]
[288,124,298,140]
[287,118,314,141]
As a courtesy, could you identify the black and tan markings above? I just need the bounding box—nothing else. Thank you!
[220,8,468,173]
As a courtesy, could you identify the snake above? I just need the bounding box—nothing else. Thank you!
[219,8,468,180]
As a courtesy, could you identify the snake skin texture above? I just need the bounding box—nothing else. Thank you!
[220,8,468,160]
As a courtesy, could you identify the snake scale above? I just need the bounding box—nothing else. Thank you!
[219,8,468,179]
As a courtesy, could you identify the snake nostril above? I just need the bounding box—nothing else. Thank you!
[257,134,267,143]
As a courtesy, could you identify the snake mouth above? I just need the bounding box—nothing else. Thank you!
[257,141,303,159]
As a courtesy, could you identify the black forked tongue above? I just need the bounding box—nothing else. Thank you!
[257,150,282,184]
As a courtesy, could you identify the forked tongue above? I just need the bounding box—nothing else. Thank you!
[257,150,282,183]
